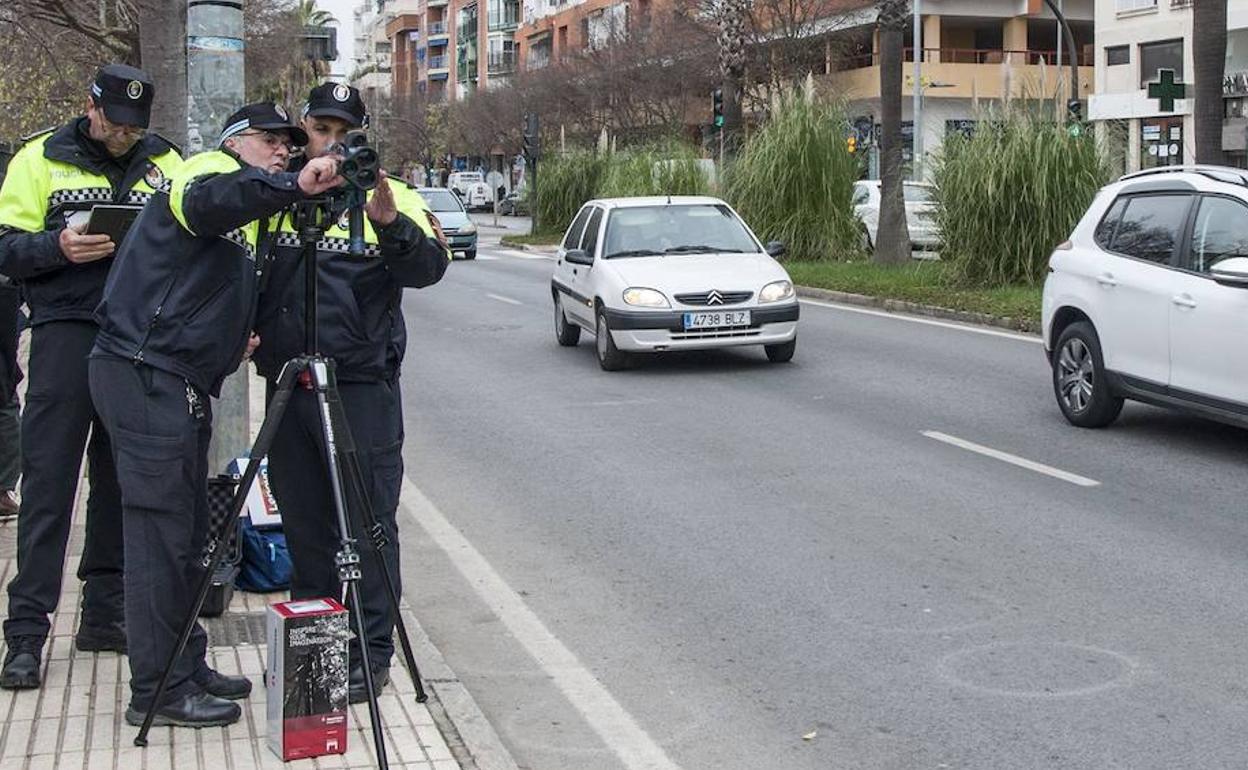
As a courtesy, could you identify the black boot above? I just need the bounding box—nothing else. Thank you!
[125,691,242,728]
[348,663,390,704]
[0,636,44,690]
[75,620,127,653]
[197,669,253,700]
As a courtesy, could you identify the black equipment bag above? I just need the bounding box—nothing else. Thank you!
[199,474,244,617]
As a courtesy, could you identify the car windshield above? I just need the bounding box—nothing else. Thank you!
[602,204,759,258]
[421,190,464,212]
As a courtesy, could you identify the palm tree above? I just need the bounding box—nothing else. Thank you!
[1193,0,1226,164]
[717,0,750,156]
[874,0,911,264]
[296,0,336,28]
[277,0,339,108]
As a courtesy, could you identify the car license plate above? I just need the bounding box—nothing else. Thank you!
[683,310,750,329]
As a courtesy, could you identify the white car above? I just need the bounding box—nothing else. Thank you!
[551,196,800,370]
[1042,165,1248,428]
[852,180,941,251]
[448,171,491,211]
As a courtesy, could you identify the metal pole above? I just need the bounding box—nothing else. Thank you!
[188,0,249,473]
[912,0,922,181]
[1055,0,1062,74]
[1041,0,1080,102]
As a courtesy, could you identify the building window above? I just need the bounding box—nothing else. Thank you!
[1139,39,1183,87]
[1106,45,1129,66]
[1115,0,1157,12]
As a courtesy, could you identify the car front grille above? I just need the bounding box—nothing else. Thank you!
[672,328,761,340]
[674,290,754,306]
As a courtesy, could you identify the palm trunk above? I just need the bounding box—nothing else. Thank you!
[1193,0,1227,165]
[718,0,749,158]
[875,0,911,265]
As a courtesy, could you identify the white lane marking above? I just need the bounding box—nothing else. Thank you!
[486,293,523,306]
[399,476,680,770]
[472,254,500,261]
[799,298,1042,344]
[497,249,556,261]
[921,431,1100,488]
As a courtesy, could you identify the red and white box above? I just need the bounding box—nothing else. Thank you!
[266,598,350,761]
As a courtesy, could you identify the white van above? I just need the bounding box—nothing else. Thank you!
[448,172,491,211]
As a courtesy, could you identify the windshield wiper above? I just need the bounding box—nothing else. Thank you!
[604,249,662,258]
[663,245,744,254]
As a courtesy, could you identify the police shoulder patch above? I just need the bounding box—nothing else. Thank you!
[144,162,166,190]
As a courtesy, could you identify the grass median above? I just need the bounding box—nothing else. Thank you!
[785,259,1042,330]
[500,232,562,248]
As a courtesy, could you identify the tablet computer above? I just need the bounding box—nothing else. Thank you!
[85,205,142,242]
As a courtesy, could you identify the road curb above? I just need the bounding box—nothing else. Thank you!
[500,240,558,254]
[796,285,1041,335]
[400,605,522,770]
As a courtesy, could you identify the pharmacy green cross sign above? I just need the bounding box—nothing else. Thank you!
[1148,68,1187,112]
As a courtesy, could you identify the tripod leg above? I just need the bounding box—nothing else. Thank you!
[135,359,305,746]
[310,361,389,767]
[326,388,429,703]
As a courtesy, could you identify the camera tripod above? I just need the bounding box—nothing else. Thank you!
[134,197,427,770]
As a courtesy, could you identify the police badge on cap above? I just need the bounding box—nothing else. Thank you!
[304,82,368,128]
[91,64,155,128]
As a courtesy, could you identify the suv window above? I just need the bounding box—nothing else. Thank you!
[852,184,870,206]
[1110,194,1191,264]
[581,208,605,256]
[563,207,592,250]
[1094,197,1128,249]
[1186,196,1248,273]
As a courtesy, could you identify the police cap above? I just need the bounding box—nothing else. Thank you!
[302,83,368,128]
[91,64,155,129]
[218,102,309,148]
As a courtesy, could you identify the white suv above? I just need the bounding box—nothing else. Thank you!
[1042,165,1248,428]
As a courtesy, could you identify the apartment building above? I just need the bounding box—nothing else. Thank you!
[355,0,520,106]
[516,0,636,69]
[353,1,394,103]
[819,0,1095,177]
[1090,0,1248,171]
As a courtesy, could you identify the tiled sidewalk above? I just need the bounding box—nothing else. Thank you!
[0,483,459,770]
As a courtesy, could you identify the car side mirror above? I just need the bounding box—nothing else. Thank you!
[765,241,786,258]
[1210,256,1248,288]
[565,249,594,266]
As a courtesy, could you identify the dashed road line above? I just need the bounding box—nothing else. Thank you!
[922,431,1100,487]
[486,293,523,306]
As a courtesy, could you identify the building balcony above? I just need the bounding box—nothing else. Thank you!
[487,50,517,74]
[458,59,479,81]
[385,13,421,39]
[427,0,448,6]
[824,48,1094,103]
[488,3,520,31]
[428,54,449,70]
[428,20,448,38]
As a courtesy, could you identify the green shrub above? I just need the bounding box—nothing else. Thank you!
[933,109,1112,285]
[597,143,710,198]
[533,149,605,236]
[723,87,862,261]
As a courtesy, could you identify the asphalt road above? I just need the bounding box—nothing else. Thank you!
[391,224,1248,770]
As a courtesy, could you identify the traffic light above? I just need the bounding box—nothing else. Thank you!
[1066,98,1082,124]
[712,88,724,129]
[846,135,857,154]
[522,113,540,160]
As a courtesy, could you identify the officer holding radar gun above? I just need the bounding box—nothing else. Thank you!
[89,103,344,729]
[252,82,450,704]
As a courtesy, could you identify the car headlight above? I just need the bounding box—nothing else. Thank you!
[458,223,477,235]
[622,287,670,308]
[759,280,794,303]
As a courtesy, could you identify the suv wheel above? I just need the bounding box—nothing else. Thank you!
[1052,321,1124,428]
[595,307,631,371]
[554,294,580,346]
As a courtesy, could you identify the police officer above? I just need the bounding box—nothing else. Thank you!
[0,65,181,689]
[89,103,343,728]
[252,82,449,703]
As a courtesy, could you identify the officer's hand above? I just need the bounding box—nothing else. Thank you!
[59,225,115,264]
[426,212,448,248]
[298,156,344,197]
[365,173,398,227]
[243,332,260,362]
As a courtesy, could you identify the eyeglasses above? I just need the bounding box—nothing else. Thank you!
[237,130,295,151]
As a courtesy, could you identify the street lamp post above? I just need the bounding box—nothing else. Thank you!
[912,0,922,181]
[910,79,954,180]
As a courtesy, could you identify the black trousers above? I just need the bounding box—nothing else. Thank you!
[4,321,123,642]
[266,377,404,670]
[89,355,212,710]
[0,284,20,491]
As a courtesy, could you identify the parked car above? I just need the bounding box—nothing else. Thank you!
[416,187,477,260]
[852,180,941,252]
[551,196,800,370]
[1042,165,1248,429]
[498,190,530,216]
[447,171,491,211]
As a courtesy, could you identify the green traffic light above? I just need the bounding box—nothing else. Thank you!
[714,116,724,127]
